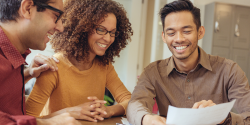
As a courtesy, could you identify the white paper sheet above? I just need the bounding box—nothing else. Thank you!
[166,100,236,125]
[121,117,132,125]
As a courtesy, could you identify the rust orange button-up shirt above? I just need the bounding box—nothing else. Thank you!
[0,27,36,125]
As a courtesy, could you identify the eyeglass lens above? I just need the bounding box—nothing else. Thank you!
[96,26,118,37]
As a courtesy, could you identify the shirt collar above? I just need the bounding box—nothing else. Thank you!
[166,56,176,76]
[166,46,212,76]
[0,27,31,69]
[198,46,212,72]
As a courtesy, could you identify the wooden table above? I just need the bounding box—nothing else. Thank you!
[78,117,124,125]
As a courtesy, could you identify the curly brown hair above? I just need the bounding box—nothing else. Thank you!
[50,0,133,65]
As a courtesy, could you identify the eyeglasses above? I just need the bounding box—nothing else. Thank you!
[33,1,64,23]
[96,25,119,37]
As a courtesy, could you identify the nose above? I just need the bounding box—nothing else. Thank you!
[55,19,64,32]
[175,32,185,42]
[103,33,111,42]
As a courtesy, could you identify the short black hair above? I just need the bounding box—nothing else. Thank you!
[0,0,50,23]
[159,0,201,31]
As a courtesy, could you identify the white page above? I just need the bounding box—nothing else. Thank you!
[121,117,132,125]
[166,100,236,125]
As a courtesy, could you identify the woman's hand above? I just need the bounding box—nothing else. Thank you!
[87,96,112,118]
[66,97,107,122]
[88,96,125,119]
[95,104,114,118]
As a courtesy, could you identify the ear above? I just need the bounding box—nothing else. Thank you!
[161,31,167,44]
[19,0,34,19]
[198,26,205,40]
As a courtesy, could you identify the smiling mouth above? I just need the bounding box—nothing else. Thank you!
[47,33,53,40]
[97,42,107,48]
[174,45,188,50]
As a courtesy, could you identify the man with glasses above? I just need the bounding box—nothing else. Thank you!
[0,0,80,124]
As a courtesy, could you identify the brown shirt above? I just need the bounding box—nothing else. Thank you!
[127,47,250,125]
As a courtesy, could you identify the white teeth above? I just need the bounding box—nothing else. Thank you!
[47,33,52,40]
[175,46,187,50]
[97,43,107,48]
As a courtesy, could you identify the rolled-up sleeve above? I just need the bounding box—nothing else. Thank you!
[127,70,156,125]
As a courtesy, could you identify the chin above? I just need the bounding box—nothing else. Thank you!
[174,54,190,60]
[96,52,105,56]
[36,45,46,51]
[40,45,47,50]
[97,54,105,57]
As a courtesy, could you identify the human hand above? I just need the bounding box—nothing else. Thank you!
[142,114,166,125]
[192,100,216,109]
[27,54,59,78]
[66,97,107,122]
[88,96,113,119]
[37,112,81,125]
[192,100,225,124]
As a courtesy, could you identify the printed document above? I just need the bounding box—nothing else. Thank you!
[166,100,236,125]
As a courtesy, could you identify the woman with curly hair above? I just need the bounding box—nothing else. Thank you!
[25,0,133,122]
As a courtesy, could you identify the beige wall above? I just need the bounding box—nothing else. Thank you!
[143,0,155,69]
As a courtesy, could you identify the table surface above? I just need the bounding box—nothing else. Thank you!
[78,116,124,125]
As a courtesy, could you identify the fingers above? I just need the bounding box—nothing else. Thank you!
[88,96,106,106]
[52,56,59,63]
[192,100,216,109]
[90,101,107,109]
[92,114,105,121]
[88,97,106,103]
[143,115,166,125]
[75,101,108,121]
[88,96,99,101]
[160,117,166,123]
[207,102,216,108]
[33,54,59,71]
[192,100,205,109]
[29,64,49,77]
[94,107,107,116]
[77,114,98,122]
[80,110,104,121]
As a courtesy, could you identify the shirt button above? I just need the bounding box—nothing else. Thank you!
[188,97,191,99]
[187,79,190,82]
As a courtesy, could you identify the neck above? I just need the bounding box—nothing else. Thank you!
[68,52,96,71]
[0,22,27,54]
[173,47,199,74]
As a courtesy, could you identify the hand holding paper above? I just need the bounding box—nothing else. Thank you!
[166,100,236,125]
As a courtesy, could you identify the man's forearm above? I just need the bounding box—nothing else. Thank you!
[127,101,153,125]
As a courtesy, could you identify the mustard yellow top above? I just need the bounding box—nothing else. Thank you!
[25,53,131,117]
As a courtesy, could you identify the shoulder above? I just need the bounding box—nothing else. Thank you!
[144,58,170,72]
[208,54,236,68]
[53,53,72,69]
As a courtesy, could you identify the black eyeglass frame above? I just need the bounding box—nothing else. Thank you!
[33,1,64,23]
[95,25,119,37]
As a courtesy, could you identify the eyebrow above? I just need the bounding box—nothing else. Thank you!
[165,25,193,32]
[182,25,193,29]
[99,25,117,31]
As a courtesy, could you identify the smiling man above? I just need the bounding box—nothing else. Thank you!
[127,0,250,125]
[0,0,80,125]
